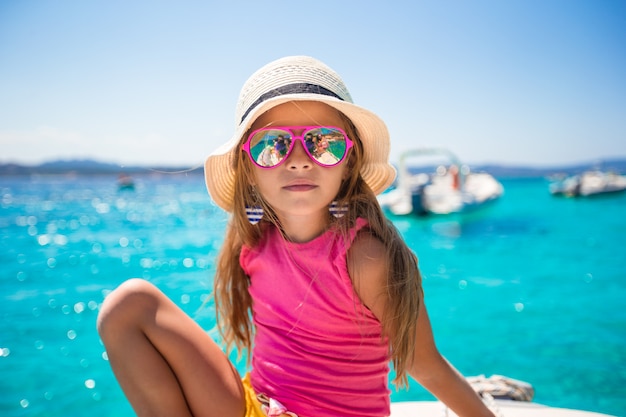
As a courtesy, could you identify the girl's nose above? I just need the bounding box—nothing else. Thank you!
[286,140,312,169]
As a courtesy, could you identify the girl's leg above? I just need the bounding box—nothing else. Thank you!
[97,278,245,417]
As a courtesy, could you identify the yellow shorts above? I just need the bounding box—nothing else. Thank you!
[242,373,266,417]
[242,373,298,417]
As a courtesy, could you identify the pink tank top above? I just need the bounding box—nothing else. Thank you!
[240,219,391,417]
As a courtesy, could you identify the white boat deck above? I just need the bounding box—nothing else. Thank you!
[390,400,616,417]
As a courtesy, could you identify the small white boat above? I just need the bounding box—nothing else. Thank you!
[390,375,616,417]
[378,148,503,216]
[549,170,626,197]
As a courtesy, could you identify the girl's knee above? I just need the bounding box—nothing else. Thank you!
[97,278,160,338]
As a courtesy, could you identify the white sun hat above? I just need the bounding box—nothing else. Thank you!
[204,55,396,212]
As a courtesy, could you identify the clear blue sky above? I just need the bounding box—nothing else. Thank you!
[1,0,625,167]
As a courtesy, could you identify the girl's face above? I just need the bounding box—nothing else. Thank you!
[246,101,350,227]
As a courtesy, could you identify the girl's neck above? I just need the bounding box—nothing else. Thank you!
[277,212,330,243]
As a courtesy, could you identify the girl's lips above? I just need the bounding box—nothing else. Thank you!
[283,178,317,191]
[283,184,317,192]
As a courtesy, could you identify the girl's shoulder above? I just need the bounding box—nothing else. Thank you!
[347,228,387,320]
[349,230,387,275]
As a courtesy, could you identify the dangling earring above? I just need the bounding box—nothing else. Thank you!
[329,200,348,218]
[246,206,264,225]
[246,187,264,225]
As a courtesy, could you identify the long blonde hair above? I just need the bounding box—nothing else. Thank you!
[213,114,423,388]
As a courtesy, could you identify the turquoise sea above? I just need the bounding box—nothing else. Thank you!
[1,174,625,417]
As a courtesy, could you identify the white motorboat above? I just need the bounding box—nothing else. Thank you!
[549,170,626,197]
[378,148,503,215]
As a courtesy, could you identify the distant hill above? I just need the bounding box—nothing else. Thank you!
[0,159,203,176]
[1,157,625,178]
[474,158,626,177]
[403,157,626,178]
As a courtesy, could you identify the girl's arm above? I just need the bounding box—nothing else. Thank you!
[349,233,494,417]
[408,302,495,417]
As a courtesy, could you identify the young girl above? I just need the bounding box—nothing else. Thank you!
[97,56,495,417]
